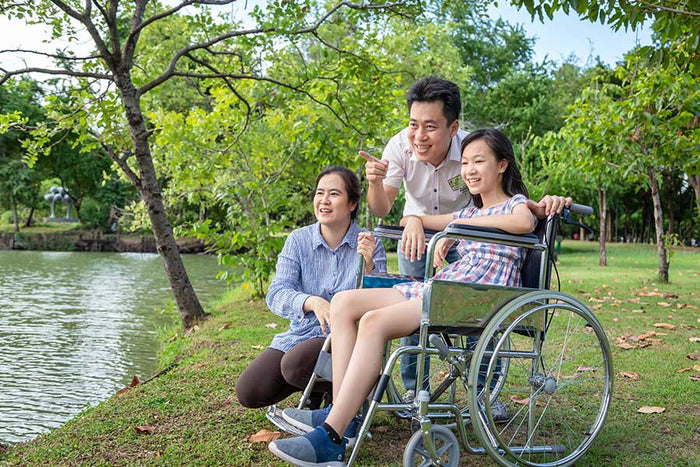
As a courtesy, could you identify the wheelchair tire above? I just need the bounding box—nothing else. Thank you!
[469,291,613,467]
[402,424,460,467]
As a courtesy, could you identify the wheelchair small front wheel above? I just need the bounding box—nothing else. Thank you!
[403,424,460,467]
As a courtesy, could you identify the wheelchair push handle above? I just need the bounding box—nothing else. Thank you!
[568,203,594,216]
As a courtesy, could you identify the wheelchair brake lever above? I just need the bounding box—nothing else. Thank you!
[561,208,593,235]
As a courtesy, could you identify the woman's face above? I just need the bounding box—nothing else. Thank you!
[314,173,356,228]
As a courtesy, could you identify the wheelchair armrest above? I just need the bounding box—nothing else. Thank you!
[443,224,540,248]
[373,224,439,241]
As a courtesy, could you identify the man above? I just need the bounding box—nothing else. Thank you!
[363,76,570,402]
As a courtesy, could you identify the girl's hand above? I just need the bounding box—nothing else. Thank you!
[433,238,455,269]
[304,296,331,334]
[357,232,377,273]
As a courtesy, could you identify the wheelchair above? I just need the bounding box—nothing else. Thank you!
[267,204,613,467]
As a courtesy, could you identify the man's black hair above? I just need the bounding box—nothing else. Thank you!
[406,76,461,124]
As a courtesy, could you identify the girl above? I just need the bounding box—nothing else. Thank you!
[269,129,536,466]
[236,166,386,410]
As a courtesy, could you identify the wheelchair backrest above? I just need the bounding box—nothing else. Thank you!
[520,217,557,290]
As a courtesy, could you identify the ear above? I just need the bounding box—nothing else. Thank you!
[498,159,508,174]
[449,120,459,137]
[349,201,358,213]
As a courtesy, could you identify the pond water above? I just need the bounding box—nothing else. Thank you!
[0,250,229,444]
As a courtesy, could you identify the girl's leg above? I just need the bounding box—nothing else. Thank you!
[325,296,423,436]
[329,288,409,400]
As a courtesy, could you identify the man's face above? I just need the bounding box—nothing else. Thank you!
[407,100,458,167]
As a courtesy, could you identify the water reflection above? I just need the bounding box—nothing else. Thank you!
[0,250,228,443]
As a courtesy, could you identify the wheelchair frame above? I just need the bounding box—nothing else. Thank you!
[270,206,613,467]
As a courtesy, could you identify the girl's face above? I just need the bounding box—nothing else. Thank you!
[460,139,508,197]
[314,173,356,228]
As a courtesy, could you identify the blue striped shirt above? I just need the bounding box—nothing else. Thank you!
[266,222,387,352]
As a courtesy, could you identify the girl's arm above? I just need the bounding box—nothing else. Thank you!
[450,202,536,234]
[399,212,453,230]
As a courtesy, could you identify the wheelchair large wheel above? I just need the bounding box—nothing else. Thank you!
[469,291,613,467]
[403,424,460,467]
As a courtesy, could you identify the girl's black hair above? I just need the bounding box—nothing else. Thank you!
[460,128,529,208]
[315,166,361,220]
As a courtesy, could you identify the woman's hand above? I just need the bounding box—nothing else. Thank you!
[357,232,377,273]
[304,296,331,335]
[433,238,455,269]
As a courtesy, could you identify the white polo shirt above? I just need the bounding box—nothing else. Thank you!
[382,128,472,217]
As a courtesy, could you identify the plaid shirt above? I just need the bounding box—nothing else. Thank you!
[395,195,528,299]
[267,222,387,352]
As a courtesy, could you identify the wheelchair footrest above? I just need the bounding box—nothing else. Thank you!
[265,405,307,436]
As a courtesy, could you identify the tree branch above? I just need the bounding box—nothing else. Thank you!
[639,2,700,17]
[0,48,102,62]
[0,66,111,85]
[104,144,141,188]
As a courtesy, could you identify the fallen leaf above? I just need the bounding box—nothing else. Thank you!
[653,323,676,330]
[631,309,645,313]
[620,371,639,380]
[695,365,700,371]
[130,375,141,387]
[375,426,389,433]
[116,387,131,395]
[265,322,278,329]
[577,366,596,372]
[637,406,665,414]
[590,304,602,310]
[690,337,700,343]
[617,342,635,350]
[676,367,692,373]
[168,333,179,342]
[251,345,265,350]
[219,322,233,331]
[248,429,281,443]
[687,354,700,361]
[690,374,700,382]
[184,325,200,337]
[637,331,657,340]
[613,317,620,322]
[134,422,155,434]
[638,342,652,348]
[657,302,672,307]
[510,395,545,407]
[681,324,696,330]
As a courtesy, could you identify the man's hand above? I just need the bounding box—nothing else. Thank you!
[360,150,388,186]
[401,215,426,262]
[433,238,455,269]
[304,296,331,335]
[357,232,377,273]
[527,195,573,219]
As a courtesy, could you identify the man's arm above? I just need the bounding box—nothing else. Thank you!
[527,195,573,219]
[361,150,399,218]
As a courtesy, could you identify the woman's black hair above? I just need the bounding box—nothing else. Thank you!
[315,166,361,220]
[460,128,529,208]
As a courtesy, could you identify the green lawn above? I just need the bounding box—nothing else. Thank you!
[1,240,699,466]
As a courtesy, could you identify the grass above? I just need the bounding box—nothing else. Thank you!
[1,240,699,466]
[0,222,83,234]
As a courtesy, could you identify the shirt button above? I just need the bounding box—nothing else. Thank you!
[434,206,438,210]
[433,189,437,192]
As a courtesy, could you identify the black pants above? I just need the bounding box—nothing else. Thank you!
[236,337,330,408]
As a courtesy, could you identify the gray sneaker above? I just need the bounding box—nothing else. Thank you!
[490,399,509,422]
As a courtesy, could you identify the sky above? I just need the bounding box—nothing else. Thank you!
[488,3,653,67]
[0,2,652,71]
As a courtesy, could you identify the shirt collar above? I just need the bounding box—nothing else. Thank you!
[311,222,360,251]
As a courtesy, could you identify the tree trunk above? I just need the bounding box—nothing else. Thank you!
[597,180,607,266]
[23,206,35,228]
[117,79,206,328]
[11,198,19,232]
[648,166,669,282]
[689,174,700,220]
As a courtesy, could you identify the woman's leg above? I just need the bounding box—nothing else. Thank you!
[329,288,409,400]
[326,293,423,436]
[281,337,331,397]
[236,348,296,408]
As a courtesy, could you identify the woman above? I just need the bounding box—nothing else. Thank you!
[236,166,387,409]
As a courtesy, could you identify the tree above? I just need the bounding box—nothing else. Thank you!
[0,0,421,327]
